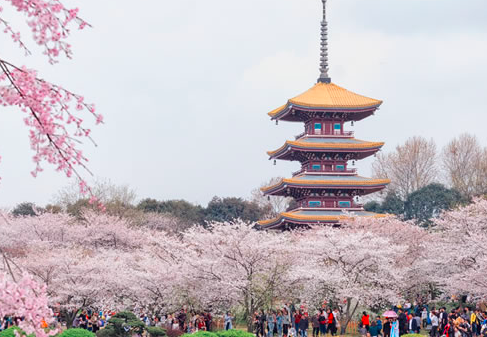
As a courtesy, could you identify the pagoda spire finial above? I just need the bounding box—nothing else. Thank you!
[318,0,331,84]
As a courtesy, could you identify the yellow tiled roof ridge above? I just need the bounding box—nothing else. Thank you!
[261,177,391,192]
[268,82,382,117]
[267,140,385,156]
[258,211,388,225]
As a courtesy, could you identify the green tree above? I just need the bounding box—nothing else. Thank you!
[404,183,465,225]
[96,311,146,337]
[205,197,264,223]
[364,200,382,213]
[137,199,206,225]
[380,192,405,215]
[12,202,37,217]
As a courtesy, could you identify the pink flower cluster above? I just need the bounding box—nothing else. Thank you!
[0,0,100,201]
[0,61,103,202]
[2,0,90,63]
[0,273,56,337]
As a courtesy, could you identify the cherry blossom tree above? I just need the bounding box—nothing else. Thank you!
[179,221,301,331]
[0,272,55,337]
[294,224,407,331]
[431,198,487,300]
[0,0,102,199]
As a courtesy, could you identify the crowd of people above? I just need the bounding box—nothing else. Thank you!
[67,308,214,333]
[252,305,341,337]
[3,302,487,337]
[360,306,487,337]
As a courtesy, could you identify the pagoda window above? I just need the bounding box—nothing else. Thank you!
[335,165,345,171]
[334,123,341,135]
[314,123,322,134]
[308,201,322,208]
[338,201,351,208]
[311,164,321,171]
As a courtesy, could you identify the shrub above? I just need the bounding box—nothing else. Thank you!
[0,327,32,337]
[182,332,215,337]
[401,334,423,337]
[59,328,96,337]
[95,327,116,337]
[147,327,167,337]
[96,311,146,337]
[216,330,254,337]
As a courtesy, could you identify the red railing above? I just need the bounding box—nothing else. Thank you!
[292,168,358,176]
[294,131,354,139]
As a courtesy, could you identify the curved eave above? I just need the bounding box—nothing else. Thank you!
[268,102,381,120]
[267,141,385,158]
[261,178,391,194]
[259,211,388,229]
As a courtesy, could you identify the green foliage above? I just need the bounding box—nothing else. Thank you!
[12,202,37,217]
[401,334,423,337]
[138,198,206,225]
[95,327,116,337]
[381,192,405,215]
[182,331,253,337]
[59,328,95,337]
[147,327,167,337]
[364,192,404,215]
[205,197,263,223]
[364,201,382,213]
[96,311,146,337]
[404,183,465,225]
[182,332,215,337]
[215,330,255,337]
[137,197,266,225]
[0,327,33,337]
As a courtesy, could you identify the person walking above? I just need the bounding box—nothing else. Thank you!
[383,318,391,337]
[362,312,371,332]
[327,309,336,336]
[422,308,428,329]
[370,321,380,337]
[430,311,439,337]
[283,309,290,337]
[259,311,267,337]
[224,312,233,331]
[319,310,327,337]
[298,313,309,337]
[398,309,408,336]
[311,312,320,337]
[376,317,383,336]
[268,311,276,337]
[333,308,341,335]
[390,318,399,337]
[277,311,284,337]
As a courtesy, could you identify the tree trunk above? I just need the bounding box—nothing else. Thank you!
[341,298,359,334]
[62,309,78,329]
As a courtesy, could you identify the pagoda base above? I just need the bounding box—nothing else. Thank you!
[258,208,386,230]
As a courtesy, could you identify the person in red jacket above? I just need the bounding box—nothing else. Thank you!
[327,309,337,336]
[362,312,370,332]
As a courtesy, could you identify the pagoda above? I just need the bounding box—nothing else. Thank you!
[259,0,390,230]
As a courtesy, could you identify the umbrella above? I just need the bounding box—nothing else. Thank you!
[383,310,398,318]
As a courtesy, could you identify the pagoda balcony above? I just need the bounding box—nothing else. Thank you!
[295,131,354,140]
[292,167,358,176]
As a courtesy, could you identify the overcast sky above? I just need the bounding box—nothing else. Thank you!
[0,0,486,208]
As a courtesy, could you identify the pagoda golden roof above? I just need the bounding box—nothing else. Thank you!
[267,138,385,156]
[268,82,382,117]
[258,209,387,227]
[261,175,390,193]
